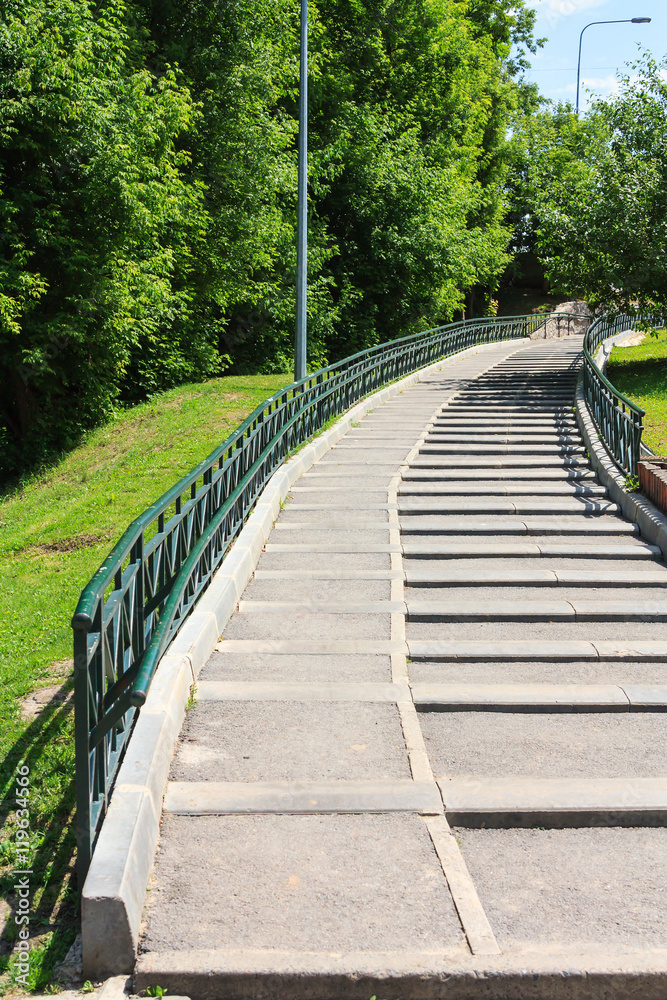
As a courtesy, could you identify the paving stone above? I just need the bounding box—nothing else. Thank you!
[408,659,667,687]
[243,578,392,602]
[456,828,667,948]
[204,651,392,682]
[278,507,391,523]
[257,551,391,570]
[264,529,392,545]
[142,814,464,952]
[223,610,391,641]
[407,621,667,642]
[420,712,667,777]
[171,701,410,782]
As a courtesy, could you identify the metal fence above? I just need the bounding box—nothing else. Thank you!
[72,309,583,880]
[582,313,660,476]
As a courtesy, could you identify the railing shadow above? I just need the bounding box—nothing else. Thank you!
[0,681,78,986]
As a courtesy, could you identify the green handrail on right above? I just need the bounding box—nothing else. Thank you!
[582,313,659,476]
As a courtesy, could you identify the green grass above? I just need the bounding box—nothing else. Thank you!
[607,330,667,455]
[0,373,286,993]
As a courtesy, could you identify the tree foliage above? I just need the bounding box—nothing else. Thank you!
[0,0,536,480]
[510,55,667,316]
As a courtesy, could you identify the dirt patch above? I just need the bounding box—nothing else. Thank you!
[20,681,73,721]
[32,533,107,553]
[48,659,74,679]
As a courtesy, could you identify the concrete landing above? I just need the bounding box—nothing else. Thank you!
[135,337,667,998]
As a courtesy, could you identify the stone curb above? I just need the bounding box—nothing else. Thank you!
[81,337,528,979]
[133,946,667,1000]
[574,359,667,561]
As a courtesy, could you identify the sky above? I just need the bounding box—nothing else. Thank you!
[524,0,667,111]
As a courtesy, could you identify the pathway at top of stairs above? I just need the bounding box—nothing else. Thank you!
[134,336,667,1000]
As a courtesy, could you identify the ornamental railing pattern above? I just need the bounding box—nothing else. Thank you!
[72,309,583,880]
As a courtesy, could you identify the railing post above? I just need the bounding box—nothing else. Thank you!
[74,619,92,888]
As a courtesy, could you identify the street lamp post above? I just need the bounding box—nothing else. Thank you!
[576,17,651,115]
[294,0,308,382]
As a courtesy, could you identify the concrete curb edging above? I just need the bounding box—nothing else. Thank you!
[81,337,529,979]
[575,366,667,561]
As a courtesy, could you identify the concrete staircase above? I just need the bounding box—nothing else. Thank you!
[134,338,667,999]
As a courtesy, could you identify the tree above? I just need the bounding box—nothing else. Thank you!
[0,0,212,477]
[519,55,667,315]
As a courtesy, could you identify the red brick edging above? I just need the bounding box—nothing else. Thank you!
[638,458,667,514]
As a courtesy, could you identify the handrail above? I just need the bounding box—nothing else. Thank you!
[72,309,585,879]
[582,312,661,475]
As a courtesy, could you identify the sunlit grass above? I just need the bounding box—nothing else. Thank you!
[0,372,287,993]
[607,330,667,455]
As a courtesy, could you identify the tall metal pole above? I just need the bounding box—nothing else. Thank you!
[294,0,308,382]
[576,17,651,115]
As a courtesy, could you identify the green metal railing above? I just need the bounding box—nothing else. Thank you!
[71,309,584,881]
[583,313,660,475]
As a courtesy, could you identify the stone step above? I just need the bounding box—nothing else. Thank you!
[410,456,589,467]
[164,779,443,815]
[274,521,392,530]
[403,469,595,480]
[196,681,406,702]
[399,499,619,516]
[406,599,667,622]
[420,444,584,454]
[399,483,607,496]
[238,600,404,614]
[402,541,657,559]
[434,417,578,425]
[407,639,667,661]
[427,432,581,441]
[405,567,665,586]
[399,517,637,535]
[254,569,401,580]
[449,396,575,404]
[439,777,667,828]
[440,407,575,415]
[412,682,667,710]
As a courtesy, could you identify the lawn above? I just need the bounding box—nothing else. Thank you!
[0,373,287,993]
[607,330,667,456]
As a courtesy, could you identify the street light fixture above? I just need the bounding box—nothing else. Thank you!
[576,17,651,115]
[294,0,308,382]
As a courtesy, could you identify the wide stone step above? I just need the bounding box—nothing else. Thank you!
[412,682,667,710]
[399,499,619,515]
[407,639,667,661]
[439,777,667,827]
[410,456,589,467]
[399,516,637,535]
[450,395,575,404]
[440,406,575,414]
[427,432,581,441]
[406,599,667,622]
[399,483,607,496]
[403,469,596,481]
[402,541,657,558]
[405,567,664,586]
[420,444,584,454]
[164,779,442,815]
[433,418,578,425]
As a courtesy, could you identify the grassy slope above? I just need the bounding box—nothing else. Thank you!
[607,331,667,455]
[0,373,286,993]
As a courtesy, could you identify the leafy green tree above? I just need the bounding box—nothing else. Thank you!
[0,0,212,477]
[515,55,667,315]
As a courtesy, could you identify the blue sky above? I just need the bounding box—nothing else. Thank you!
[525,0,666,111]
